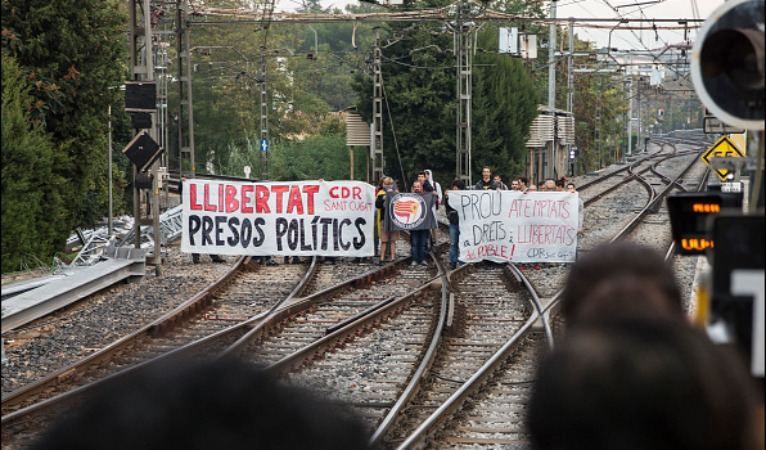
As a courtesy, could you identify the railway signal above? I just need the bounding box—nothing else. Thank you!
[690,0,764,131]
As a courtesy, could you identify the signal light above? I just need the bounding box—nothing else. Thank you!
[690,0,764,131]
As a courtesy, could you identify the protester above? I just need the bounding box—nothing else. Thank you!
[445,179,465,270]
[493,175,508,190]
[473,166,497,190]
[424,169,442,250]
[528,319,760,450]
[519,176,529,191]
[561,241,685,324]
[375,176,399,263]
[373,177,386,260]
[424,169,442,208]
[32,357,373,450]
[543,178,557,192]
[526,184,538,192]
[416,171,434,192]
[510,178,522,191]
[567,182,584,232]
[409,180,432,267]
[179,176,225,264]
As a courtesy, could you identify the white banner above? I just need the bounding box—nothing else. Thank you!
[181,180,375,257]
[448,191,580,263]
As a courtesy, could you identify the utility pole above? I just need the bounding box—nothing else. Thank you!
[637,77,642,151]
[108,104,113,236]
[547,0,558,179]
[258,0,276,180]
[176,0,195,176]
[454,0,473,185]
[567,17,574,177]
[371,29,384,184]
[627,75,633,157]
[259,50,269,179]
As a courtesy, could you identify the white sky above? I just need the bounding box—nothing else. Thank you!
[276,0,727,49]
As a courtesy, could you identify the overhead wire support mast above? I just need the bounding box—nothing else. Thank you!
[176,0,195,176]
[371,29,384,184]
[452,0,475,185]
[547,0,557,180]
[259,0,276,180]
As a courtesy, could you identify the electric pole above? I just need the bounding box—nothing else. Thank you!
[259,50,269,179]
[627,74,633,157]
[454,0,474,185]
[371,29,384,184]
[258,0,276,180]
[567,17,574,176]
[547,0,558,179]
[176,0,195,176]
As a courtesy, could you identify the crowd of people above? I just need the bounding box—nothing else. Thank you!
[181,166,583,270]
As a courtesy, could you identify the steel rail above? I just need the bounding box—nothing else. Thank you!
[1,255,246,408]
[396,269,545,450]
[395,142,706,449]
[266,251,445,376]
[1,256,318,426]
[367,251,450,447]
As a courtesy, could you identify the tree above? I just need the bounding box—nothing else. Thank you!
[352,20,538,187]
[2,0,128,231]
[1,54,67,272]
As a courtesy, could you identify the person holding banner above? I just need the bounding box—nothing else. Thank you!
[375,177,400,263]
[179,177,225,264]
[473,166,497,190]
[409,181,434,267]
[424,169,442,251]
[445,179,466,270]
[567,182,584,232]
[494,175,508,190]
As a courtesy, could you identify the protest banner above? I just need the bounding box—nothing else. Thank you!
[386,192,437,231]
[181,180,375,257]
[447,191,579,263]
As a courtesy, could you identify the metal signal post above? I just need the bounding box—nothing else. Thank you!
[128,0,162,274]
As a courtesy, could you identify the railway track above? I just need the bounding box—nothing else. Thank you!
[2,134,713,449]
[388,140,708,449]
[1,229,452,448]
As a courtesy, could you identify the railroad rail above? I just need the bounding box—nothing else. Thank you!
[391,140,707,449]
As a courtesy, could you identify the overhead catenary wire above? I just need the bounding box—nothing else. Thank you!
[379,74,408,190]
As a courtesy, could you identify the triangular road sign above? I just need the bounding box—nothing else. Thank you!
[701,135,745,181]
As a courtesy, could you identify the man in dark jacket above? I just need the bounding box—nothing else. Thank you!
[179,176,225,264]
[473,166,497,190]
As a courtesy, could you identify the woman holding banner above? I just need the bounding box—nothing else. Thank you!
[375,177,400,263]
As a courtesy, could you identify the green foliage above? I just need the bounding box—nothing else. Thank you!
[353,21,538,187]
[1,54,67,273]
[2,0,128,231]
[214,132,356,181]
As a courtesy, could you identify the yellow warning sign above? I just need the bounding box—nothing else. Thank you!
[728,132,746,156]
[701,135,745,181]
